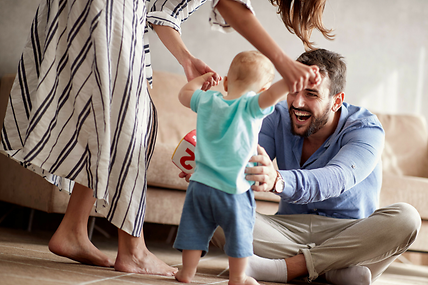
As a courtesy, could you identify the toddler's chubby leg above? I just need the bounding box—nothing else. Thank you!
[175,250,202,283]
[229,257,260,285]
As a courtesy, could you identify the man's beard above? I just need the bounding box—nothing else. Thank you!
[289,104,331,138]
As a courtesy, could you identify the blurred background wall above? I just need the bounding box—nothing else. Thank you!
[1,0,427,120]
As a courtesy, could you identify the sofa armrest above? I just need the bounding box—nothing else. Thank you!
[380,173,428,252]
[380,173,428,220]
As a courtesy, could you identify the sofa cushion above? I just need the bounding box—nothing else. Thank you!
[146,71,197,191]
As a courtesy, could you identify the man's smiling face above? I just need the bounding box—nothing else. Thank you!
[287,75,334,138]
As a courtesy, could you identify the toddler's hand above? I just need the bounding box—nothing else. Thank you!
[280,59,321,93]
[201,72,222,91]
[179,171,191,183]
[183,56,222,90]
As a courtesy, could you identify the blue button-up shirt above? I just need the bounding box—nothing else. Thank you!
[259,101,385,219]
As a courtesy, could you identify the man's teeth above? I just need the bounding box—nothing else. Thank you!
[294,111,310,122]
[295,111,310,116]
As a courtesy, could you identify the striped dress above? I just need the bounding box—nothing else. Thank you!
[0,0,254,236]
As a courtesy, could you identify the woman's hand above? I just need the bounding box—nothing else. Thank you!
[152,24,222,91]
[245,145,277,192]
[182,56,222,91]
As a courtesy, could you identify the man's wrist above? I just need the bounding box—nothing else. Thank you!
[270,171,278,191]
[271,170,284,194]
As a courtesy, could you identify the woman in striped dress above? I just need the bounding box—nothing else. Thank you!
[0,0,331,275]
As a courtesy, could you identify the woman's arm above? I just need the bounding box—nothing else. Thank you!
[152,25,221,90]
[215,0,320,93]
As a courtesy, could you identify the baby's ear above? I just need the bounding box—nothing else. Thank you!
[223,76,228,92]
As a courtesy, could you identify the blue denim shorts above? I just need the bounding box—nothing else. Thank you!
[173,181,256,258]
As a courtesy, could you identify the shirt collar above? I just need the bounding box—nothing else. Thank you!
[324,102,349,148]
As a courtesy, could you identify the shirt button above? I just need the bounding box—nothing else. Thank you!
[351,164,356,169]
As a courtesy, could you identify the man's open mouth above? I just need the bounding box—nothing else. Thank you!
[294,110,311,122]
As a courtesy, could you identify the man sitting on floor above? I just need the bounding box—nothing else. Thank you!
[210,48,421,285]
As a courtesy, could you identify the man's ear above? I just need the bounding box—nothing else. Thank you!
[332,92,344,112]
[223,76,228,92]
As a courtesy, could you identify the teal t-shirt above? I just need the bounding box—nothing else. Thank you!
[189,89,274,194]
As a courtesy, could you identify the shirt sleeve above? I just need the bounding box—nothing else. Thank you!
[147,0,255,34]
[190,89,204,112]
[279,126,385,203]
[247,93,274,119]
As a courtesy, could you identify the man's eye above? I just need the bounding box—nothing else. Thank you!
[307,93,317,97]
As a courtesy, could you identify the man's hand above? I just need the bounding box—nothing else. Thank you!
[246,145,277,192]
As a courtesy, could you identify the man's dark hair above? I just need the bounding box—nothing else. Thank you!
[297,49,346,97]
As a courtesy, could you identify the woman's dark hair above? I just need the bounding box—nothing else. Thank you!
[269,0,334,50]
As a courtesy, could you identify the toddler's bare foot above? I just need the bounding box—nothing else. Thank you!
[175,269,196,283]
[48,226,114,267]
[175,270,193,283]
[229,275,260,285]
[114,247,178,276]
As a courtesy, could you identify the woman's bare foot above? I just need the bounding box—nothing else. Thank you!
[48,182,114,267]
[114,229,177,276]
[229,275,260,285]
[48,225,114,267]
[114,246,178,276]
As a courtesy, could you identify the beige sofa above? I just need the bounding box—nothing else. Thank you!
[0,71,427,256]
[0,72,280,221]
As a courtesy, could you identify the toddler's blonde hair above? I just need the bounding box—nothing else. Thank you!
[228,50,275,91]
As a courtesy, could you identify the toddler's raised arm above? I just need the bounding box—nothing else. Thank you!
[178,72,218,108]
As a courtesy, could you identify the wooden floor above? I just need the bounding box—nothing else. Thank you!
[0,204,428,285]
[1,226,428,285]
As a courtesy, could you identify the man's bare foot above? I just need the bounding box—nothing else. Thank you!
[114,247,178,276]
[48,226,114,267]
[229,275,260,285]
